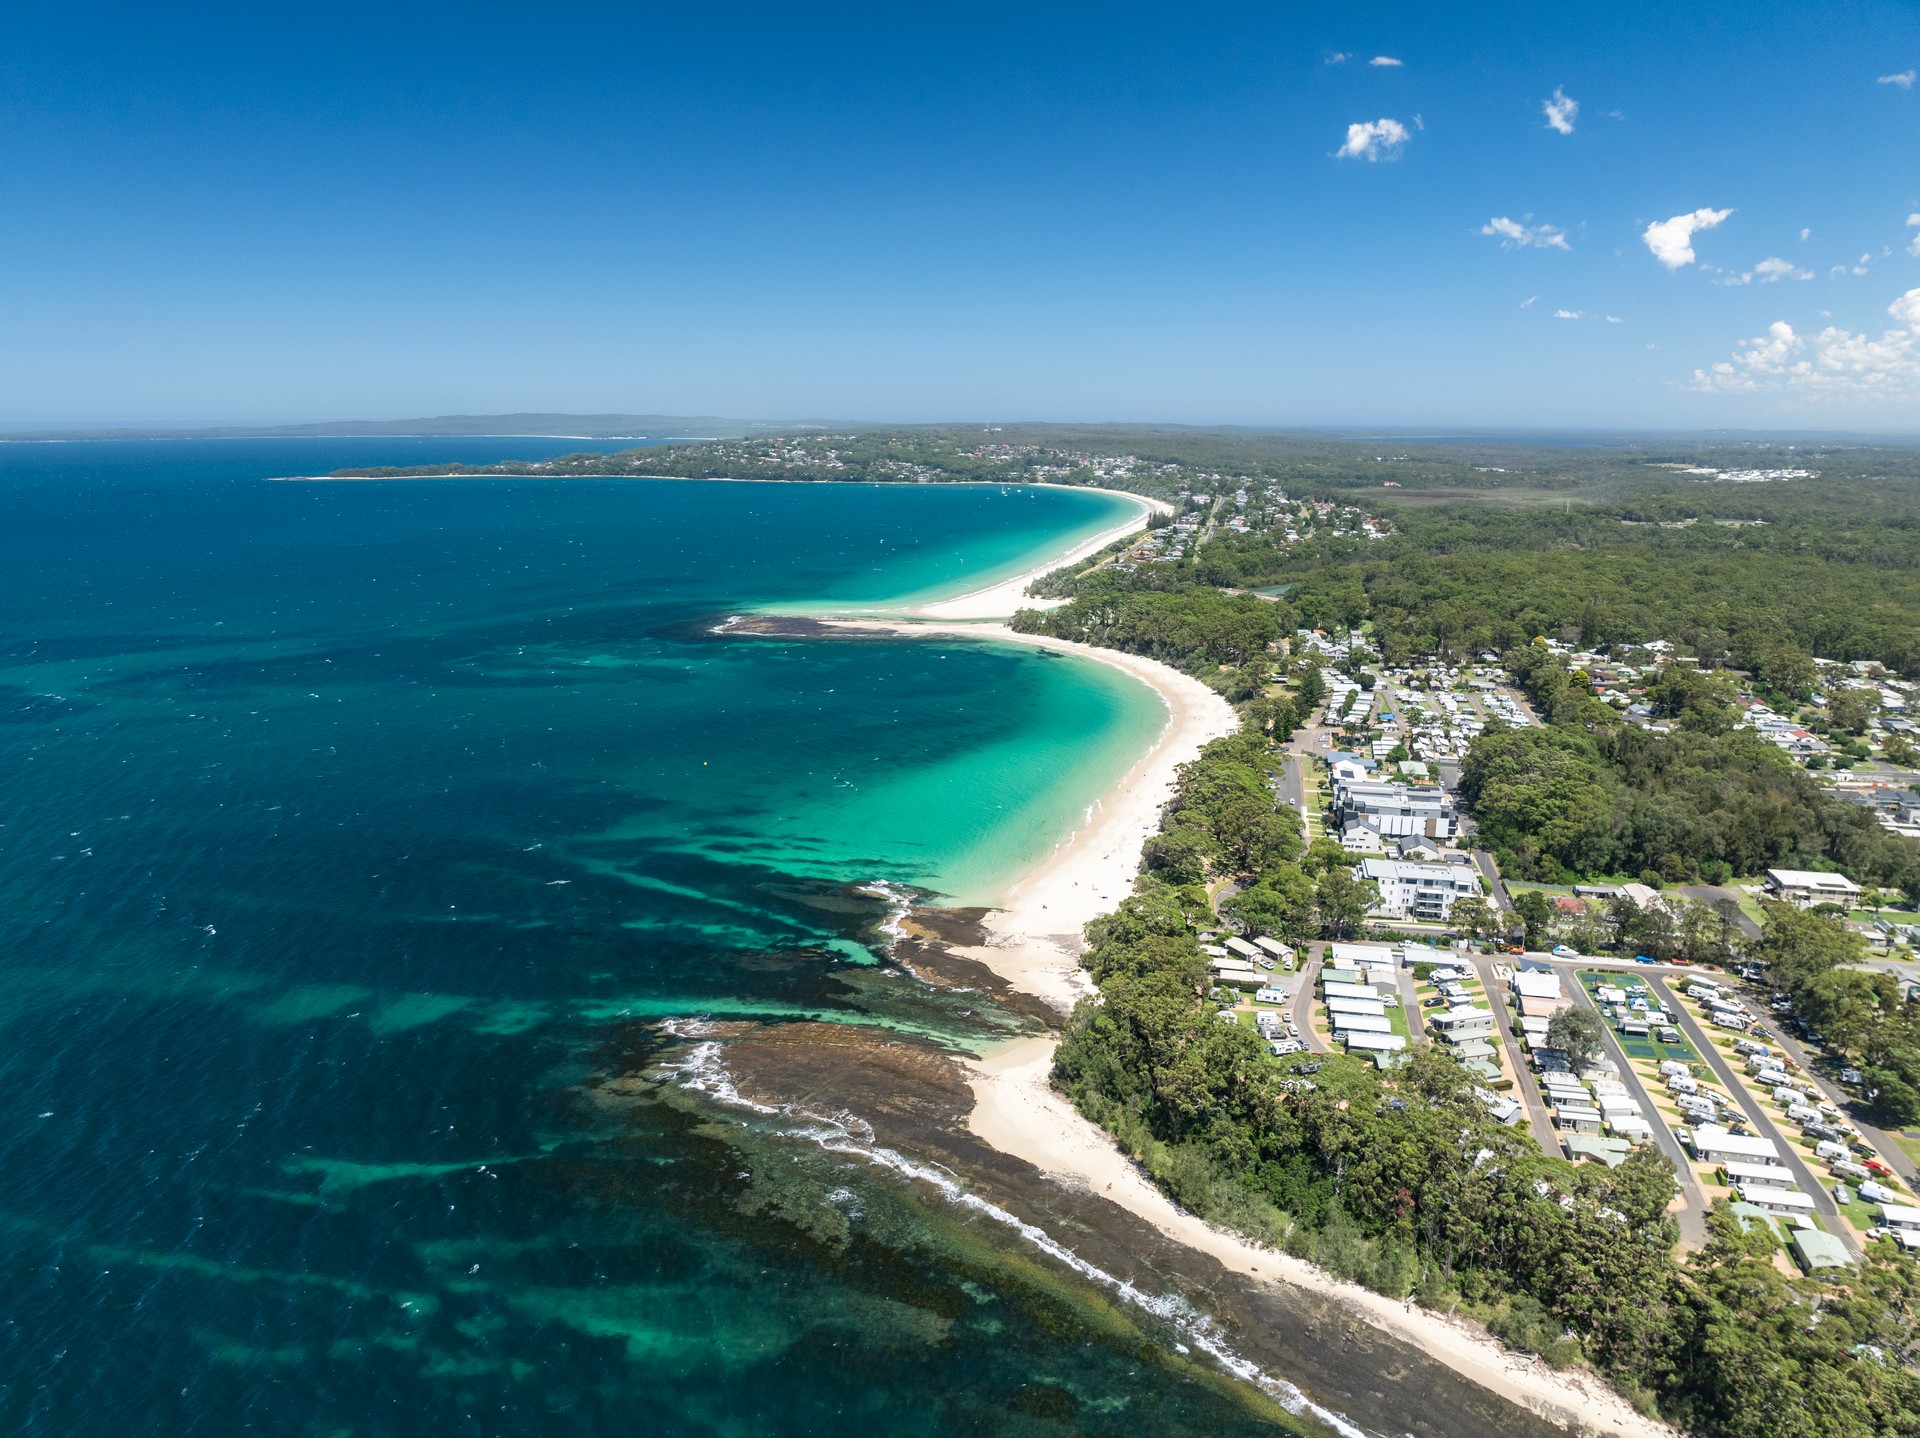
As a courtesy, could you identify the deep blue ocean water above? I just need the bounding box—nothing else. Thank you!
[0,441,1334,1437]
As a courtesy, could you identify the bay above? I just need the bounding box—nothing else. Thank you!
[0,440,1324,1437]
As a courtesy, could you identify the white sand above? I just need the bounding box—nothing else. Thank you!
[822,614,1673,1435]
[822,620,1237,1013]
[879,632,1678,1438]
[912,486,1167,620]
[968,1039,1678,1438]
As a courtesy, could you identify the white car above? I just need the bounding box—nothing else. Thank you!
[1551,945,1579,958]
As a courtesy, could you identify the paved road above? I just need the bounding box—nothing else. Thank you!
[1671,884,1763,940]
[1291,943,1331,1055]
[1465,953,1560,1153]
[1471,850,1512,912]
[1393,964,1427,1047]
[1717,974,1920,1190]
[1649,975,1862,1258]
[1562,969,1710,1247]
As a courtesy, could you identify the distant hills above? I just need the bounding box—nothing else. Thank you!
[0,413,780,442]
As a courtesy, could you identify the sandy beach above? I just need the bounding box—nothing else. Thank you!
[911,485,1168,620]
[823,583,1678,1436]
[823,618,1239,1012]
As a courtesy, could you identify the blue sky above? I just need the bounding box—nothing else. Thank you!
[2,1,1916,428]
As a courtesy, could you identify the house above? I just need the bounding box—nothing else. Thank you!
[1325,995,1388,1018]
[1339,822,1387,854]
[1323,980,1386,1002]
[1563,1134,1633,1167]
[1688,1130,1782,1166]
[1485,1095,1525,1126]
[1790,1228,1856,1274]
[1449,1039,1498,1062]
[1356,858,1480,921]
[1553,1105,1603,1135]
[1331,1012,1393,1035]
[1878,1202,1920,1233]
[1342,1031,1408,1053]
[1223,936,1263,962]
[1720,1160,1791,1189]
[1764,868,1864,907]
[1253,936,1294,964]
[1330,776,1459,839]
[1429,1006,1494,1040]
[1510,969,1564,1002]
[1737,1184,1817,1217]
[1210,959,1263,988]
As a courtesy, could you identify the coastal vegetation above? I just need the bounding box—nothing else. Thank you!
[1052,709,1920,1438]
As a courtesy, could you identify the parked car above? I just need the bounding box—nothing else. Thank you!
[1551,945,1578,958]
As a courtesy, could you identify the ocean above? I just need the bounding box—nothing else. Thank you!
[0,440,1329,1437]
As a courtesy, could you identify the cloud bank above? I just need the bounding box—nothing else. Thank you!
[1692,287,1920,397]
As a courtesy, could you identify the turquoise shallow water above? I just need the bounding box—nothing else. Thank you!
[0,442,1321,1437]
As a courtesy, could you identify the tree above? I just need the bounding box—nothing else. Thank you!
[1827,686,1877,736]
[1512,888,1555,950]
[1220,862,1317,942]
[1546,1006,1607,1072]
[1295,660,1326,711]
[1314,866,1378,940]
[1450,895,1496,944]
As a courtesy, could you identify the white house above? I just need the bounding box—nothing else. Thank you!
[1356,858,1480,922]
[1763,869,1863,907]
[1689,1130,1783,1166]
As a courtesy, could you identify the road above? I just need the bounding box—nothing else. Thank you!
[1562,968,1710,1247]
[1471,850,1511,913]
[1649,974,1862,1258]
[1465,953,1561,1154]
[1671,884,1763,940]
[1392,963,1427,1048]
[1291,942,1331,1054]
[1718,974,1920,1190]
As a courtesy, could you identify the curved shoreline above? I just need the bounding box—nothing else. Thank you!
[908,486,1165,619]
[901,635,1682,1438]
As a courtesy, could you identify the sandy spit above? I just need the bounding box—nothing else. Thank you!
[911,486,1169,620]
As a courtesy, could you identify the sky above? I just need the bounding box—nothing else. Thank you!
[1,0,1916,429]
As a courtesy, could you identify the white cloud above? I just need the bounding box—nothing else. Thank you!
[1878,70,1916,88]
[1800,227,1812,241]
[1370,55,1403,67]
[1554,309,1583,319]
[1642,207,1733,269]
[1337,118,1410,161]
[1606,315,1623,324]
[1691,286,1920,397]
[1521,295,1538,309]
[1543,87,1579,135]
[1754,257,1812,283]
[1479,216,1571,251]
[1326,51,1351,64]
[1908,214,1920,257]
